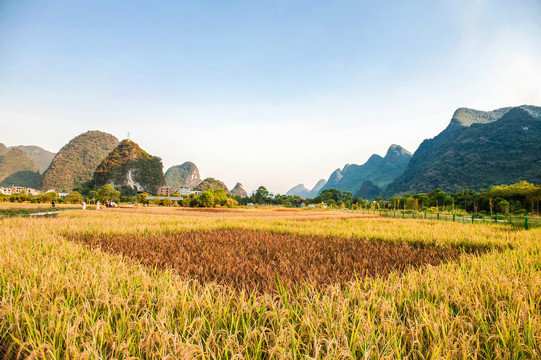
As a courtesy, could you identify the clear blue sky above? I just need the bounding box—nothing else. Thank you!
[1,0,540,193]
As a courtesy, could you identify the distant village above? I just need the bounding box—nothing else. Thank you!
[0,185,201,200]
[0,185,69,197]
[156,186,202,197]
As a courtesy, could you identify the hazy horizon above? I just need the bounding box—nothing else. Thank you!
[2,0,540,194]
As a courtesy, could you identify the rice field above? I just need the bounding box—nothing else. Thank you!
[71,229,475,294]
[0,205,540,359]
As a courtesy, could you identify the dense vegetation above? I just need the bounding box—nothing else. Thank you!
[0,147,40,187]
[386,106,541,195]
[0,171,42,188]
[235,181,541,216]
[164,161,202,190]
[41,131,119,191]
[92,139,165,194]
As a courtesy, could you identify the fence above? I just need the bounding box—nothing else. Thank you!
[328,207,540,230]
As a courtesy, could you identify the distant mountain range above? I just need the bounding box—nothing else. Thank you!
[287,105,541,199]
[1,131,234,195]
[285,179,326,198]
[320,144,412,194]
[286,144,412,199]
[2,104,540,197]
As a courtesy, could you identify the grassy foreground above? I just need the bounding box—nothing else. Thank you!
[0,207,540,359]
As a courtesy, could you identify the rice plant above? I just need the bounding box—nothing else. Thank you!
[0,207,539,358]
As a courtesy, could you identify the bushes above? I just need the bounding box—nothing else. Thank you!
[148,189,238,208]
[64,191,84,204]
[160,198,173,207]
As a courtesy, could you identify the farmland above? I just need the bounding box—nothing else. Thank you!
[1,205,540,358]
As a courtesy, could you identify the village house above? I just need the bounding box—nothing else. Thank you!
[157,186,173,196]
[9,186,41,196]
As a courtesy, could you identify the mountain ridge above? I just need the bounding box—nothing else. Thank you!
[318,144,412,195]
[41,131,119,191]
[286,179,327,198]
[286,144,411,199]
[385,105,541,195]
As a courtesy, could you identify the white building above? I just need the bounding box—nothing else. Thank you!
[178,187,202,196]
[0,187,11,195]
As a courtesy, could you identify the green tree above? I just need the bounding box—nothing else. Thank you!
[137,193,151,204]
[189,196,200,207]
[42,191,57,203]
[213,189,228,206]
[111,190,121,203]
[64,191,84,204]
[254,186,269,204]
[428,189,446,209]
[96,184,115,202]
[225,198,238,208]
[496,199,510,214]
[200,190,215,208]
[161,198,173,206]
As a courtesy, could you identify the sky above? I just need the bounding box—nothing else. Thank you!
[1,0,540,194]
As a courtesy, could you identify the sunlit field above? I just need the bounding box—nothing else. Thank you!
[1,206,540,359]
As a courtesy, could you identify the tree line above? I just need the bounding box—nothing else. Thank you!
[232,182,541,215]
[2,181,539,214]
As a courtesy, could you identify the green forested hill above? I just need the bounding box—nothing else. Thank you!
[164,162,202,190]
[92,139,165,194]
[41,131,119,191]
[193,178,231,194]
[385,106,541,195]
[0,147,41,188]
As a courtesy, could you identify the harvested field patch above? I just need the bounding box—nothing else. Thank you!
[70,229,483,293]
